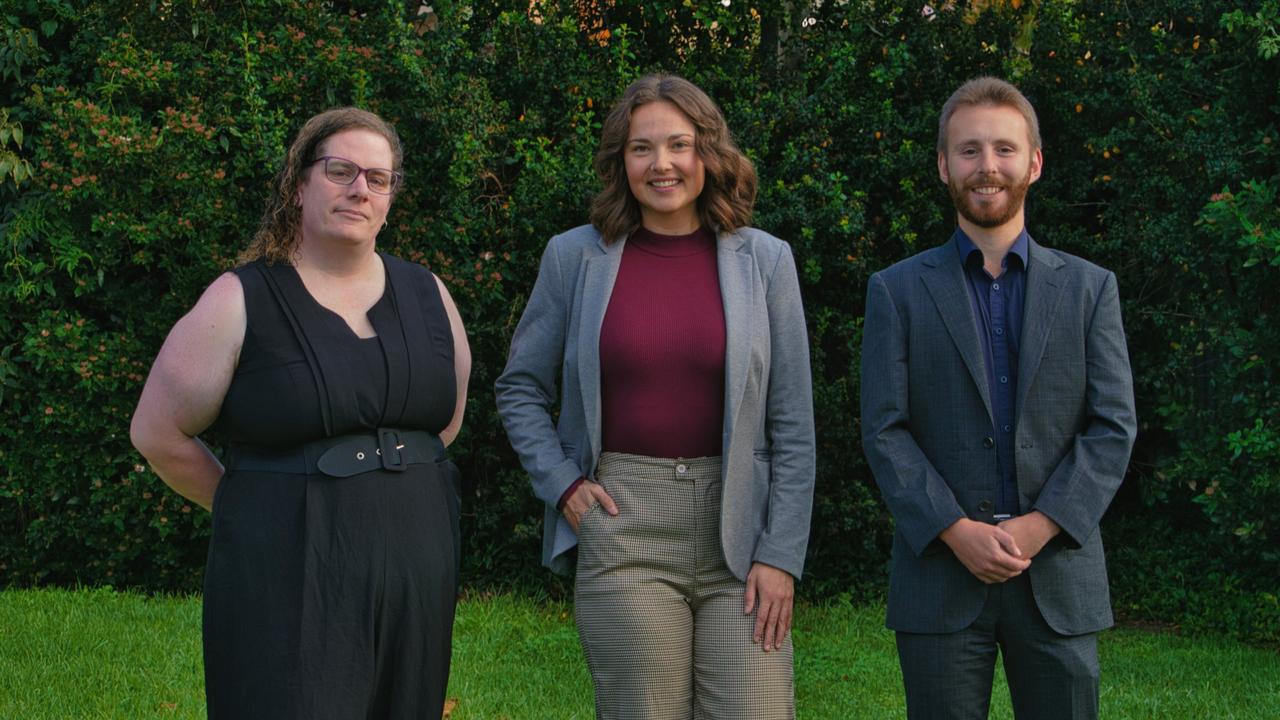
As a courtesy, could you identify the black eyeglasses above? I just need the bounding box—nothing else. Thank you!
[307,156,402,195]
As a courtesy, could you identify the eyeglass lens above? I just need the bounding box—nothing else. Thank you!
[323,157,397,194]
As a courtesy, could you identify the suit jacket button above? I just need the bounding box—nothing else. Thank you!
[978,500,993,513]
[982,436,995,449]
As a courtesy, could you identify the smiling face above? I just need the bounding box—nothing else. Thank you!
[938,103,1042,234]
[296,129,394,250]
[624,100,706,235]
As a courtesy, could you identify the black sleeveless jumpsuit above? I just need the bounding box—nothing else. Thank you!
[203,253,460,719]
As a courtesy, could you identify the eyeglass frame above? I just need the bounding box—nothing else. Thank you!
[305,155,403,195]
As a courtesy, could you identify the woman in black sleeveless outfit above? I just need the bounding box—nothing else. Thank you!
[131,108,470,719]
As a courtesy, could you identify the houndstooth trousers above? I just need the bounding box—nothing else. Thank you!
[574,452,795,720]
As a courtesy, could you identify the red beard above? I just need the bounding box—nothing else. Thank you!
[948,166,1034,229]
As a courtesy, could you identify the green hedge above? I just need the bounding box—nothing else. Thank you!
[2,1,1277,642]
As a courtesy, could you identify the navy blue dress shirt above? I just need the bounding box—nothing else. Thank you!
[955,228,1029,517]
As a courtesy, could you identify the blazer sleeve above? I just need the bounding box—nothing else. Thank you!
[494,237,584,508]
[751,244,817,579]
[860,271,967,556]
[1030,271,1137,547]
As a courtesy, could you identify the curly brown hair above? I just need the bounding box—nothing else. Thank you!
[589,74,757,242]
[238,107,403,265]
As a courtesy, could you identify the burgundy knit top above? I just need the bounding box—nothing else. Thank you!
[599,226,726,459]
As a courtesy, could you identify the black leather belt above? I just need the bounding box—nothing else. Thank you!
[225,428,445,478]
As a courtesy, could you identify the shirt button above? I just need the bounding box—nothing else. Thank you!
[992,282,1001,291]
[995,328,1004,336]
[1000,375,1008,384]
[978,500,994,513]
[676,463,688,474]
[1003,424,1012,432]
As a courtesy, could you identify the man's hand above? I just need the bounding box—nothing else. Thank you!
[562,480,618,533]
[744,562,794,652]
[939,517,1031,584]
[997,511,1061,561]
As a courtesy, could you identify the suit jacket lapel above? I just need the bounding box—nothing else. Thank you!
[718,230,753,449]
[578,233,625,461]
[920,239,994,422]
[1015,238,1066,423]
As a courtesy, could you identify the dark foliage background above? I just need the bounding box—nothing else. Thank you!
[2,0,1277,642]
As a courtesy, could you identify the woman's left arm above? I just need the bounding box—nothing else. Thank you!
[436,275,471,447]
[753,241,816,575]
[744,241,816,651]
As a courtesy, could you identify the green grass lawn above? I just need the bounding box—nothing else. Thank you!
[1,588,1276,718]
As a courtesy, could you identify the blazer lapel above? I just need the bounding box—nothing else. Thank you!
[718,230,753,447]
[578,233,626,461]
[1015,238,1066,423]
[920,239,994,422]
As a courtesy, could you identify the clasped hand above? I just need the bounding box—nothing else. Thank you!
[940,512,1060,584]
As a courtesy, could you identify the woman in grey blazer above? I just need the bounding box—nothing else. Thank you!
[495,74,815,719]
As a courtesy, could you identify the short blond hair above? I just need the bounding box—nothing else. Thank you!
[937,77,1041,153]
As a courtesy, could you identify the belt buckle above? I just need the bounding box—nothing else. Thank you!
[377,428,407,472]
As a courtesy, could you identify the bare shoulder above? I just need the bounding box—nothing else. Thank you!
[433,272,470,375]
[168,271,246,361]
[434,273,470,337]
[135,271,246,439]
[190,271,245,321]
[432,272,453,301]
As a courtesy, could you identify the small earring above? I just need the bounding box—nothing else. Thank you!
[382,220,389,230]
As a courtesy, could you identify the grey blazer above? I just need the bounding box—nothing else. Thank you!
[496,224,816,580]
[860,235,1137,635]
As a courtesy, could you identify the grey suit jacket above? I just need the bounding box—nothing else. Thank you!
[860,235,1137,635]
[496,224,816,580]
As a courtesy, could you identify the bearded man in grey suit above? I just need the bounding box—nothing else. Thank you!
[860,77,1137,720]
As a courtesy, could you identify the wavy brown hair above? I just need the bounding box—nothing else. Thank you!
[238,107,404,265]
[937,76,1042,153]
[590,74,757,242]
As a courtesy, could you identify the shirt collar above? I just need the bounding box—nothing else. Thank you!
[954,227,1030,271]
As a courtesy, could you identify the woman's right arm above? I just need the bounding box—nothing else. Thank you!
[130,272,246,510]
[494,237,592,510]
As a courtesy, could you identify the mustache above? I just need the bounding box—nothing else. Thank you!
[962,176,1012,190]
